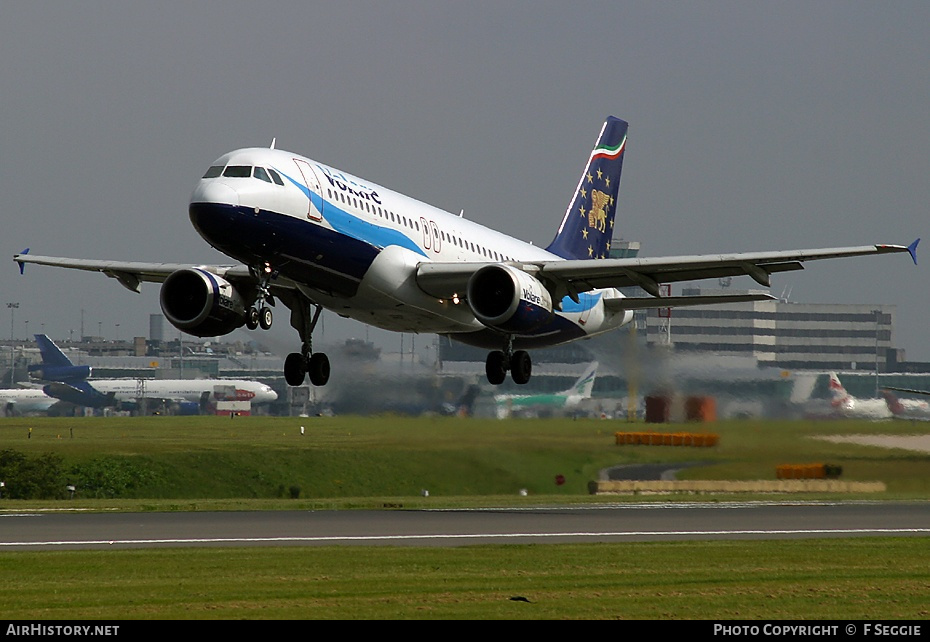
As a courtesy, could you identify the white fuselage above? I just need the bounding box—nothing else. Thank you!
[86,379,277,405]
[831,396,893,420]
[883,395,930,421]
[0,388,57,413]
[189,148,630,346]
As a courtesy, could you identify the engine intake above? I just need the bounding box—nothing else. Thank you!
[466,265,553,332]
[160,268,248,337]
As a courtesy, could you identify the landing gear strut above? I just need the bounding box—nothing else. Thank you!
[485,337,532,385]
[284,296,330,387]
[246,262,276,331]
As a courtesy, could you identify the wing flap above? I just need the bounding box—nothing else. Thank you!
[414,242,915,302]
[603,292,776,312]
[534,244,913,292]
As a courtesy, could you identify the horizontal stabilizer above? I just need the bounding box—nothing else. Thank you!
[41,379,118,408]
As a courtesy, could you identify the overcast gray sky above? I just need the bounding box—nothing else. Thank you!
[2,2,927,359]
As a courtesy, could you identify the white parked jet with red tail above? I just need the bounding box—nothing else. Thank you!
[14,117,918,388]
[828,372,892,420]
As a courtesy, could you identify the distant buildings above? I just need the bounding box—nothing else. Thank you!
[646,287,899,372]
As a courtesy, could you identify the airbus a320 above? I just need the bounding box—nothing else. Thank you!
[15,117,918,387]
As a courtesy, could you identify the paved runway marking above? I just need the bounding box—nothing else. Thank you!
[3,527,930,548]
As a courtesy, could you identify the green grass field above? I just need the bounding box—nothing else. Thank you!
[2,539,928,619]
[2,414,929,503]
[1,415,928,619]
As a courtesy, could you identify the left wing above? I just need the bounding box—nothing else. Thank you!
[11,251,321,306]
[14,251,256,292]
[416,240,918,303]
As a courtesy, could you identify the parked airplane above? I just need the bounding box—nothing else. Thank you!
[495,361,598,418]
[14,117,918,389]
[880,388,930,421]
[827,372,892,420]
[0,387,57,416]
[30,334,277,412]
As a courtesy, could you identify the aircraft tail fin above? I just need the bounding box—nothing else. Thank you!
[29,334,92,382]
[568,362,598,398]
[880,389,905,416]
[35,334,74,367]
[546,117,628,260]
[828,372,850,404]
[455,384,481,417]
[789,373,819,403]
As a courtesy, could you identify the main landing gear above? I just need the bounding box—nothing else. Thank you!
[485,337,532,385]
[285,351,330,387]
[284,297,330,387]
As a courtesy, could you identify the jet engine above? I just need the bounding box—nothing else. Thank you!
[160,268,248,337]
[466,265,553,332]
[28,364,92,382]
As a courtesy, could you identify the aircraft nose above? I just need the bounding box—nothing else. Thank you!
[190,181,239,206]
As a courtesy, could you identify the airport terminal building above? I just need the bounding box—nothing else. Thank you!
[646,286,900,372]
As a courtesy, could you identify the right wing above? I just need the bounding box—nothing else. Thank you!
[416,241,919,304]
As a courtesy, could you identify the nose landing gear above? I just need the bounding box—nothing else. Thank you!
[246,262,276,330]
[246,305,274,330]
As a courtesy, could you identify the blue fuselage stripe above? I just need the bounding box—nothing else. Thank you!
[277,169,428,258]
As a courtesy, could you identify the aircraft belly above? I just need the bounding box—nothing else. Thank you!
[189,202,377,297]
[298,251,484,334]
[447,315,588,350]
[446,293,628,350]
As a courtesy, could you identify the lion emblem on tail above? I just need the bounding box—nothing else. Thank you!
[588,190,610,233]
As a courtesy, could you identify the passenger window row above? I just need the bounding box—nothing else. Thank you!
[203,163,514,262]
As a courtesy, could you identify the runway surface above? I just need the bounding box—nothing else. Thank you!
[2,501,930,550]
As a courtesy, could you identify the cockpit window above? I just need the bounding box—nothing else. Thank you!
[202,165,224,179]
[267,168,285,186]
[223,165,252,178]
[253,167,272,183]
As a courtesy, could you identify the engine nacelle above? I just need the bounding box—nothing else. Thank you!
[466,265,553,332]
[28,364,92,382]
[160,268,248,337]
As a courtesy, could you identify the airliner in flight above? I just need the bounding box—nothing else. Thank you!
[31,334,277,412]
[14,117,918,388]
